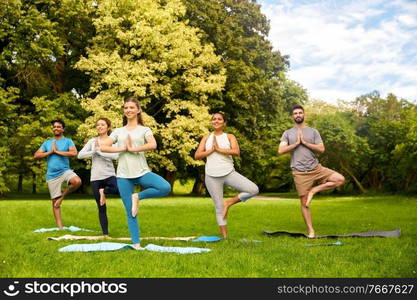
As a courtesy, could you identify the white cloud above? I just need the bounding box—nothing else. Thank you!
[397,15,417,27]
[259,0,417,103]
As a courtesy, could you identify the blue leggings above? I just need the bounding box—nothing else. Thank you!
[117,172,171,244]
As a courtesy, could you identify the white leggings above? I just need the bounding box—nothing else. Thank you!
[205,171,259,226]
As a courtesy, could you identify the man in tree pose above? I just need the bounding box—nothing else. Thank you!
[34,120,81,229]
[278,105,345,237]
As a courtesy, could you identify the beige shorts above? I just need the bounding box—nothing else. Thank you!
[292,164,336,197]
[47,170,78,199]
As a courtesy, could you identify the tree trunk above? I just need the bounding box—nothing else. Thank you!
[32,172,37,194]
[191,173,205,196]
[164,170,176,195]
[340,161,367,194]
[369,170,378,190]
[17,173,23,192]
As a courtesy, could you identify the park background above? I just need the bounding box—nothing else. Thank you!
[0,0,416,278]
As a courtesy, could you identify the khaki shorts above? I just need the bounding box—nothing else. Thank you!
[292,164,336,197]
[47,170,78,199]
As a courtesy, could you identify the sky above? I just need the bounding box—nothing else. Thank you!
[257,0,417,103]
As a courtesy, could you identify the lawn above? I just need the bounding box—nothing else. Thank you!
[0,193,416,278]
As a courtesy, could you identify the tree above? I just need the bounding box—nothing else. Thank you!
[0,78,18,196]
[392,108,417,191]
[75,0,226,188]
[0,0,94,193]
[353,92,414,191]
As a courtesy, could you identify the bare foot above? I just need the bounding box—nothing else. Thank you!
[222,200,232,220]
[134,243,141,249]
[307,231,316,239]
[54,196,63,208]
[219,225,228,238]
[99,188,106,206]
[305,190,315,207]
[131,193,140,217]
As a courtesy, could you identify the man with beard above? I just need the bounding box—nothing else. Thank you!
[34,120,82,229]
[278,105,345,238]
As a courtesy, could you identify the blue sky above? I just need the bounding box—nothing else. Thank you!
[258,0,417,103]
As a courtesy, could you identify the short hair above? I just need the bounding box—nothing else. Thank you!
[292,104,304,113]
[51,119,65,128]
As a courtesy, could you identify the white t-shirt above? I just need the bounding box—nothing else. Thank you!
[205,133,234,177]
[110,125,153,178]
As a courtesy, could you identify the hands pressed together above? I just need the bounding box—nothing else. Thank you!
[296,128,307,146]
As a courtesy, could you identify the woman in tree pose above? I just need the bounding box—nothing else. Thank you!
[100,98,171,249]
[195,112,259,238]
[78,117,119,236]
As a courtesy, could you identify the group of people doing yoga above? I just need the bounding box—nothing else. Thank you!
[34,99,345,247]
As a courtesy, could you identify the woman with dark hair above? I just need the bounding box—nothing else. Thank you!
[78,118,119,236]
[195,112,259,238]
[100,98,171,249]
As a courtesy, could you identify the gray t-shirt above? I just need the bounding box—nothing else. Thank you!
[280,126,323,171]
[78,137,118,181]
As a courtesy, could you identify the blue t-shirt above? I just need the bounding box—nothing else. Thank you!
[40,137,75,181]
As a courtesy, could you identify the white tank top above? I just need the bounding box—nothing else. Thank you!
[205,133,234,177]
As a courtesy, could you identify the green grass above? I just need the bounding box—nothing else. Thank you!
[0,193,416,278]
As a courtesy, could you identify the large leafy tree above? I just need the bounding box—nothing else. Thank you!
[76,0,226,187]
[392,109,417,191]
[0,0,94,193]
[0,79,18,196]
[182,0,306,192]
[353,92,416,191]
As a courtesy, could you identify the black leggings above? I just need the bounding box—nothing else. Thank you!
[90,176,119,235]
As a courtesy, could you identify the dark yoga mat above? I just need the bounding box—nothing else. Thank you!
[263,228,401,238]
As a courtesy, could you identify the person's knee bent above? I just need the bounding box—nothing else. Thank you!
[338,175,345,187]
[249,185,259,197]
[71,177,82,188]
[329,172,345,186]
[160,181,171,197]
[333,174,345,187]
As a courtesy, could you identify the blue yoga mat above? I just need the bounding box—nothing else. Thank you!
[58,242,211,254]
[192,236,222,242]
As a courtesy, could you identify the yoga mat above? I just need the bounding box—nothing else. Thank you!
[305,241,343,247]
[34,226,94,233]
[48,234,196,241]
[239,238,262,243]
[49,235,259,243]
[58,242,211,254]
[192,236,222,242]
[263,228,401,238]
